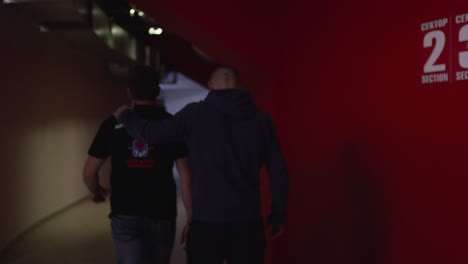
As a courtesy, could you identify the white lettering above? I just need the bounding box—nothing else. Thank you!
[456,14,468,24]
[422,73,449,84]
[456,71,468,80]
[421,18,449,32]
[459,24,468,68]
[423,30,447,73]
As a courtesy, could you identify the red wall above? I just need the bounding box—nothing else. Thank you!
[133,0,468,263]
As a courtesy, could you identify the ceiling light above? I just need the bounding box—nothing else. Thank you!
[154,28,163,35]
[39,26,49,32]
[149,27,163,35]
[129,9,136,17]
[36,24,49,33]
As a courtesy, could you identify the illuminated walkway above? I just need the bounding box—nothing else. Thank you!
[0,198,187,264]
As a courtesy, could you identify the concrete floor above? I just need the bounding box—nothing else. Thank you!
[0,197,188,264]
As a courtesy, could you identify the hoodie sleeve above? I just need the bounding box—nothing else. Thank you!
[265,118,290,226]
[118,104,194,144]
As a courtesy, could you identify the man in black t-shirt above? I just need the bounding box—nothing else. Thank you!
[83,66,191,264]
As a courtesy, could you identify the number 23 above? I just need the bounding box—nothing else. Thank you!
[423,25,468,73]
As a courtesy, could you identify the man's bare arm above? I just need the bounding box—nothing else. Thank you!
[83,156,107,197]
[176,158,192,246]
[176,158,192,221]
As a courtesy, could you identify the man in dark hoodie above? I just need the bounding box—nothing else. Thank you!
[114,66,289,264]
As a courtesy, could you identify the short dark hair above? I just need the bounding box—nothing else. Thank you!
[210,65,239,81]
[129,65,160,100]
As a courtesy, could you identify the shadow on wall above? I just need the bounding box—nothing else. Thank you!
[270,135,390,264]
[340,137,388,264]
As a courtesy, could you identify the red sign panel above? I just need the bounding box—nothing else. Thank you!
[420,18,450,84]
[420,14,468,84]
[453,13,468,82]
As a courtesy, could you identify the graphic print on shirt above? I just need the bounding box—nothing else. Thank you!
[132,138,149,158]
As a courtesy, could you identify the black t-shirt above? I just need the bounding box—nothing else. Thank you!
[88,105,187,220]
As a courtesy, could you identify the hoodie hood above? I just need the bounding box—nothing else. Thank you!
[205,88,258,119]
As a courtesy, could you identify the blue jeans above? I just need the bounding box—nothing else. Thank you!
[111,215,176,264]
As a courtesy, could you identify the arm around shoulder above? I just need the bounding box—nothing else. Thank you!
[118,103,197,144]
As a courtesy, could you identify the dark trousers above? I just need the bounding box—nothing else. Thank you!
[186,221,265,264]
[111,215,176,264]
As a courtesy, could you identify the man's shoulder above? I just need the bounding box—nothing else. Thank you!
[102,115,118,125]
[101,115,123,131]
[177,101,203,114]
[152,109,173,119]
[186,101,202,109]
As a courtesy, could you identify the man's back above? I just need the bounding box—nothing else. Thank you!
[85,65,190,264]
[89,105,186,219]
[119,88,289,225]
[184,89,279,222]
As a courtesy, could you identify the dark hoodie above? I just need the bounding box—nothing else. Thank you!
[119,88,289,225]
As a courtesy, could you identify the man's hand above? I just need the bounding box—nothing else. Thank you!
[92,184,107,203]
[114,105,130,119]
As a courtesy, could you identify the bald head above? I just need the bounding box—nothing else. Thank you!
[208,67,239,90]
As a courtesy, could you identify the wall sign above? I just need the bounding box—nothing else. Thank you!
[421,14,468,84]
